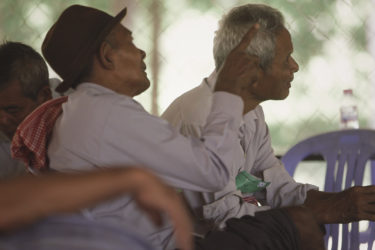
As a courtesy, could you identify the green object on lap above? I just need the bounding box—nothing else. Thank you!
[235,171,270,194]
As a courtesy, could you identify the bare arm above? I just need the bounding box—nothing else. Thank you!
[304,187,375,224]
[0,168,193,250]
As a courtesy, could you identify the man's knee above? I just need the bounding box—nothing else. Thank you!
[285,206,325,250]
[197,208,310,250]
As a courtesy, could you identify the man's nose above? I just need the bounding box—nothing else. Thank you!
[291,57,299,73]
[139,49,146,59]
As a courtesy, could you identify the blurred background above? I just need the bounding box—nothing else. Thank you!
[1,0,374,157]
[2,1,374,248]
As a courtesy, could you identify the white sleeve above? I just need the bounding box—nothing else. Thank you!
[262,160,318,207]
[101,92,244,192]
[251,121,318,207]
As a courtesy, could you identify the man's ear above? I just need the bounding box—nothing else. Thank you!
[36,85,52,104]
[97,41,116,70]
[251,69,265,89]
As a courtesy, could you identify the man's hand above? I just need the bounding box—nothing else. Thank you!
[215,23,262,100]
[131,170,193,250]
[305,186,375,224]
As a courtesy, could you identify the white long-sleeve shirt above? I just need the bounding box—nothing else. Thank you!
[47,82,244,249]
[162,71,317,231]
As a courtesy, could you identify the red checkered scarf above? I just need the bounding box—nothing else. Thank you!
[11,96,68,171]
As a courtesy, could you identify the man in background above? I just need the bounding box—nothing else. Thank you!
[163,2,375,237]
[0,41,54,179]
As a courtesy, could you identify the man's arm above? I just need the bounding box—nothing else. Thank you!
[0,168,193,250]
[304,187,375,224]
[91,25,262,193]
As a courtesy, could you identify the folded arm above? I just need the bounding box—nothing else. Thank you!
[0,167,193,250]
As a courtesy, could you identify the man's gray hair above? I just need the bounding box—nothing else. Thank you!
[0,41,49,99]
[213,4,285,70]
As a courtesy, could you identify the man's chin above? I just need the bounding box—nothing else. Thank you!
[279,89,290,100]
[133,81,150,96]
[271,93,289,101]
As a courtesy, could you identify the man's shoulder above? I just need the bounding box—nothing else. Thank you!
[244,105,265,122]
[0,135,11,159]
[0,141,26,179]
[60,84,145,132]
[162,81,213,126]
[72,83,141,110]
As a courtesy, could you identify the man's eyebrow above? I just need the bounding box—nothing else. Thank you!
[3,105,20,109]
[0,105,20,111]
[126,30,134,39]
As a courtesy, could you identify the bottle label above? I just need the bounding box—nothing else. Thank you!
[340,105,359,129]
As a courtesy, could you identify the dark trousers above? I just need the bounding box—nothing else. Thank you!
[194,208,301,250]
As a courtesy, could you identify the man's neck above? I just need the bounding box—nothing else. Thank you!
[0,131,11,142]
[243,100,260,115]
[84,75,135,97]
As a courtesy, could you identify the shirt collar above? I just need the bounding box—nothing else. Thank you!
[204,69,258,123]
[204,70,218,91]
[243,108,258,123]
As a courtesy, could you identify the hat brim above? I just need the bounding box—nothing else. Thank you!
[55,7,127,93]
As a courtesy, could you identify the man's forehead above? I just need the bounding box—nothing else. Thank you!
[275,28,293,54]
[114,23,133,37]
[0,81,28,104]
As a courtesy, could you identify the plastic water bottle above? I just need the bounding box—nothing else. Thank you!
[339,89,359,129]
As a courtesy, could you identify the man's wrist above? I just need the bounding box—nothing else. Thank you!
[119,168,152,195]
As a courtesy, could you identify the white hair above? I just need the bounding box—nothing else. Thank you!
[213,4,285,70]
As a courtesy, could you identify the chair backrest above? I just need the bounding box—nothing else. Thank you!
[281,129,375,250]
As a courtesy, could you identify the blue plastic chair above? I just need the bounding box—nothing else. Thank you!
[281,129,375,250]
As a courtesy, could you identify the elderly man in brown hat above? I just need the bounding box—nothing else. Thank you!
[12,4,324,250]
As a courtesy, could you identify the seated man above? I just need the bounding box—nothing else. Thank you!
[0,41,58,179]
[0,43,192,249]
[12,4,324,250]
[0,41,200,249]
[0,167,193,250]
[162,2,375,234]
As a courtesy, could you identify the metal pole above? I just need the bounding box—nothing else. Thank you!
[150,0,161,115]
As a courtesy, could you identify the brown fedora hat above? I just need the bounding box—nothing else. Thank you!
[42,5,127,93]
